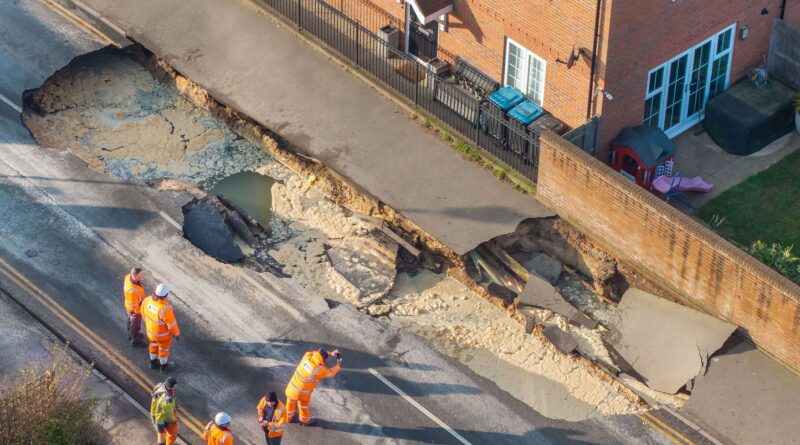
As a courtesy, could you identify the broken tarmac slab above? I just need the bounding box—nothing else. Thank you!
[523,253,563,285]
[542,325,578,355]
[607,288,737,394]
[518,273,599,329]
[182,196,244,263]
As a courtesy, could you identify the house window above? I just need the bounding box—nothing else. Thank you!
[504,38,546,106]
[643,67,664,127]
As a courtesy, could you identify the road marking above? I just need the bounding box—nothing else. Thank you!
[158,210,183,230]
[636,412,693,445]
[368,368,473,445]
[0,256,207,439]
[36,0,117,46]
[642,411,693,445]
[0,92,22,113]
[68,0,127,37]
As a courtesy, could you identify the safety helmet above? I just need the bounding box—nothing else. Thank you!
[215,412,232,426]
[155,283,170,298]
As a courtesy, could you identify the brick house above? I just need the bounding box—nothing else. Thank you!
[342,0,800,161]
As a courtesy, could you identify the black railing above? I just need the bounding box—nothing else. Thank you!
[258,0,541,181]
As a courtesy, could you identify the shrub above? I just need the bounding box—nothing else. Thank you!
[0,347,106,445]
[749,241,800,283]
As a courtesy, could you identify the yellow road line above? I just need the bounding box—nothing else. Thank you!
[36,0,117,46]
[636,412,693,445]
[0,256,206,437]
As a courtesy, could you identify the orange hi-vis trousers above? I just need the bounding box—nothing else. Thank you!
[156,421,178,445]
[285,393,312,424]
[148,335,172,364]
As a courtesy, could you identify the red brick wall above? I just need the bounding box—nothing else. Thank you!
[351,0,599,129]
[537,131,800,373]
[595,0,787,160]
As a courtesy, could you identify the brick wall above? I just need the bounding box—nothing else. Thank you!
[352,0,599,129]
[596,0,788,160]
[536,131,800,373]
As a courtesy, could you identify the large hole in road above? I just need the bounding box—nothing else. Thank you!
[20,45,680,421]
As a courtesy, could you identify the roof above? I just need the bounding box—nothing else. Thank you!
[613,125,677,168]
[407,0,454,24]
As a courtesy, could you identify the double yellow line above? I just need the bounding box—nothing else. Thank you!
[0,256,207,439]
[636,411,695,445]
[36,0,118,46]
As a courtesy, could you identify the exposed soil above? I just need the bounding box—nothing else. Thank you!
[21,45,686,421]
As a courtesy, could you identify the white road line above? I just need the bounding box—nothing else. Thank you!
[368,368,473,445]
[0,92,22,113]
[69,0,127,36]
[240,271,306,322]
[158,210,182,230]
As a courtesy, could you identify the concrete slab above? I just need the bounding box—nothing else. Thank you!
[680,342,800,445]
[518,274,598,329]
[542,325,578,355]
[607,288,737,394]
[524,253,562,285]
[79,0,554,255]
[672,126,800,209]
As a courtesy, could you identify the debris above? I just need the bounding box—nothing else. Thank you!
[518,274,598,329]
[182,197,244,263]
[524,253,563,285]
[485,241,531,282]
[607,288,737,394]
[352,214,420,257]
[366,304,392,317]
[472,246,524,293]
[542,325,578,355]
[487,282,518,304]
[217,195,264,235]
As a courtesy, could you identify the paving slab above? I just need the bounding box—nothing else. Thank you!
[607,288,737,394]
[680,342,800,445]
[79,0,554,255]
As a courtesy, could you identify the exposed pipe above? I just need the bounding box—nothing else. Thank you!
[586,0,603,119]
[780,0,787,19]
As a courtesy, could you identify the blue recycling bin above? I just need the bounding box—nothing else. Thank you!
[507,100,544,156]
[483,86,525,139]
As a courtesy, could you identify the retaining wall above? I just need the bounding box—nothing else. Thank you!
[536,131,800,374]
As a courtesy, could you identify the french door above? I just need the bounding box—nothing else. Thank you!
[644,25,735,137]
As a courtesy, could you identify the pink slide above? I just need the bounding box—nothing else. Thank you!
[652,175,714,194]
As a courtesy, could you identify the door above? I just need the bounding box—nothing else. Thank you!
[405,7,438,62]
[643,25,735,138]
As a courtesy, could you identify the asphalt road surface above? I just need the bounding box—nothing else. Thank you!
[0,1,678,444]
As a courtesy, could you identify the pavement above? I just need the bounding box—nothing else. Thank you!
[0,1,682,444]
[73,0,555,255]
[679,341,800,445]
[672,125,800,209]
[0,290,158,445]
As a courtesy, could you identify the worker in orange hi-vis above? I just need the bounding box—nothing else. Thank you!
[285,347,342,426]
[142,283,181,373]
[257,391,287,444]
[203,412,234,445]
[123,267,145,346]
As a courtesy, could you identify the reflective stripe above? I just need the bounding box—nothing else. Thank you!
[167,322,177,329]
[221,432,230,444]
[295,364,322,383]
[289,380,312,394]
[147,330,171,338]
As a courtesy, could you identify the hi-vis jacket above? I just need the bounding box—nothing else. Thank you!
[123,274,145,314]
[142,296,180,340]
[286,351,340,399]
[203,422,233,445]
[257,399,287,438]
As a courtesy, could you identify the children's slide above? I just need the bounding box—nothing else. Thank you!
[652,175,714,194]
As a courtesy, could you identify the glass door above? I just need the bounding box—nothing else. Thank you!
[663,54,688,132]
[686,41,713,119]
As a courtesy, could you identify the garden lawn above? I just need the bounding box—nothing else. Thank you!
[699,148,800,249]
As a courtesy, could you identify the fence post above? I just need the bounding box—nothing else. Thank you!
[414,63,419,106]
[356,24,360,67]
[297,0,302,29]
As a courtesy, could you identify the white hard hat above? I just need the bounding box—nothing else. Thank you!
[214,412,232,426]
[155,283,170,298]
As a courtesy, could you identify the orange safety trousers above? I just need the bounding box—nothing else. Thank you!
[284,393,312,424]
[148,335,172,360]
[157,421,178,445]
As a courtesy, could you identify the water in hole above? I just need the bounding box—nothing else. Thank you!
[208,171,275,228]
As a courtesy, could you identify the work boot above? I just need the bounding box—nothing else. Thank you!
[301,418,317,427]
[149,359,159,370]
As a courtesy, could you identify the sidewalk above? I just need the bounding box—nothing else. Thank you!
[78,0,554,255]
[0,292,157,445]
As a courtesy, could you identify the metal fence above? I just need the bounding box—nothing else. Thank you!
[257,0,541,181]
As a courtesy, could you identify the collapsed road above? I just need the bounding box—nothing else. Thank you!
[0,0,704,444]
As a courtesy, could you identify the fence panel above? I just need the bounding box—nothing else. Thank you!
[257,0,540,182]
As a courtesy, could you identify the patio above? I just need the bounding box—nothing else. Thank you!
[668,124,800,210]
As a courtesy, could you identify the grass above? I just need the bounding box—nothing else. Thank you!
[698,148,800,249]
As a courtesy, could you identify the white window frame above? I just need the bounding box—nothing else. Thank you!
[503,38,546,106]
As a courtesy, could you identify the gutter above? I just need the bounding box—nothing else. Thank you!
[586,0,603,119]
[780,0,787,19]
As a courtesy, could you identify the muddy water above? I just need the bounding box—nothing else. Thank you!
[209,171,275,228]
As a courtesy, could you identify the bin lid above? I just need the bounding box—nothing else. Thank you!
[529,114,566,134]
[508,100,544,125]
[488,86,525,111]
